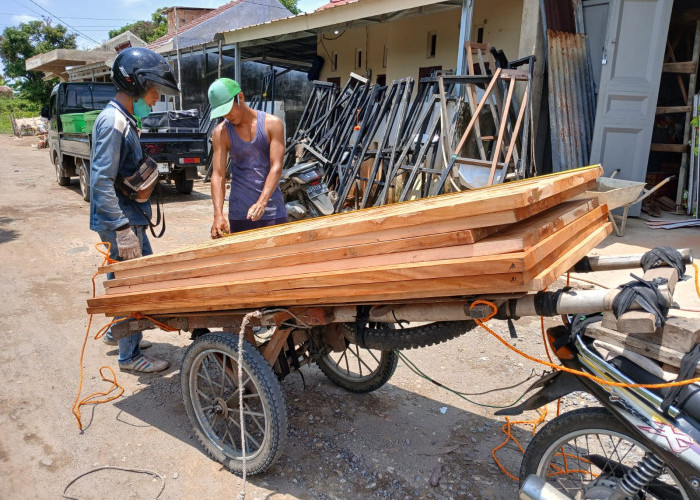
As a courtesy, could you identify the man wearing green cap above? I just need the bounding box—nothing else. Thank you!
[207,78,287,238]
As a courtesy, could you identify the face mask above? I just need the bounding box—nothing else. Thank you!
[132,97,152,118]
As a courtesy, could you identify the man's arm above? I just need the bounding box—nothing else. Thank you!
[91,122,129,230]
[247,114,284,222]
[210,122,230,238]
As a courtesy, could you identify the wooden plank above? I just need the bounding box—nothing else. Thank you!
[656,105,692,114]
[650,143,689,153]
[663,61,697,74]
[103,167,602,275]
[105,207,605,296]
[89,214,609,316]
[105,199,600,293]
[602,268,679,333]
[602,313,700,352]
[586,323,700,374]
[488,77,516,185]
[528,223,613,290]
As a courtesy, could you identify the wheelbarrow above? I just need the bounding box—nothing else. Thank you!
[581,170,675,236]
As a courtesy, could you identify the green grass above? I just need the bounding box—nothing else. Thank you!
[0,111,40,135]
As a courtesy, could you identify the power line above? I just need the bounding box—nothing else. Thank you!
[25,0,100,44]
[0,12,141,21]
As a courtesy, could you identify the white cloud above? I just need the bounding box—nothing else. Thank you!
[12,14,41,24]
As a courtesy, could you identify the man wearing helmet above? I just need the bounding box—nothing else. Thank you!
[89,47,179,373]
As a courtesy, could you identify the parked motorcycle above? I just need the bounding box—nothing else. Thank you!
[499,316,700,499]
[280,161,337,220]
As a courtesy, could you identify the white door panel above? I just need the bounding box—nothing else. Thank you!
[589,0,672,216]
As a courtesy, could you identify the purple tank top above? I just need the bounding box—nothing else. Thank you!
[225,110,286,220]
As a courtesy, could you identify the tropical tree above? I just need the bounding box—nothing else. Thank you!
[0,19,77,105]
[109,8,168,43]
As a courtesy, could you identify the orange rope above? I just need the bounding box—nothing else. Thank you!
[471,300,700,390]
[492,409,547,480]
[72,243,124,430]
[489,262,700,481]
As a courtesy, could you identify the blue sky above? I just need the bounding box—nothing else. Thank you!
[1,0,327,76]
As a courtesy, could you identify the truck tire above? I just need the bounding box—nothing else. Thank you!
[340,320,476,351]
[54,151,70,186]
[78,161,90,202]
[175,170,194,194]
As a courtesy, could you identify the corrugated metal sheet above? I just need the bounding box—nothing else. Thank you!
[543,0,576,33]
[547,30,596,171]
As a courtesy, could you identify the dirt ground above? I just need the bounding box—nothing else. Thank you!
[0,133,698,500]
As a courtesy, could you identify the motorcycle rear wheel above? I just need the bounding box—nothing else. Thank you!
[520,407,692,499]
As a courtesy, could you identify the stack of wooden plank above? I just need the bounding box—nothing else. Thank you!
[87,166,612,317]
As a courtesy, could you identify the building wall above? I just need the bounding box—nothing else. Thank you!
[318,0,524,86]
[166,8,215,34]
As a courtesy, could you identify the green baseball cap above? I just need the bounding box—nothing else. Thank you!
[208,78,241,119]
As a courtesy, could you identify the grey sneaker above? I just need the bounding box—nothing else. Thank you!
[119,355,169,373]
[103,337,152,349]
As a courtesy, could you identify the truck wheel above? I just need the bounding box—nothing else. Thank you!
[54,152,70,186]
[174,171,194,194]
[78,161,90,202]
[181,332,288,475]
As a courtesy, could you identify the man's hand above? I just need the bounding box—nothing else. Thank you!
[211,215,230,239]
[247,201,267,222]
[115,226,142,260]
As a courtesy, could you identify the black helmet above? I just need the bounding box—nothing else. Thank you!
[111,47,180,98]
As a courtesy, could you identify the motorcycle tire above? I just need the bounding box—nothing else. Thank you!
[520,406,694,500]
[340,320,476,351]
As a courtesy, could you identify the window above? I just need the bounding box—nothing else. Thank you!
[332,51,338,72]
[376,74,386,86]
[477,27,484,44]
[427,31,437,58]
[383,45,388,69]
[356,49,363,70]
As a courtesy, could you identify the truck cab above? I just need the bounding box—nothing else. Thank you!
[45,82,207,201]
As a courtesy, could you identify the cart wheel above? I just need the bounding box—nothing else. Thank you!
[316,339,398,393]
[181,332,288,475]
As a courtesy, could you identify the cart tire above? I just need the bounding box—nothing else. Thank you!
[181,332,287,475]
[340,320,476,351]
[316,342,398,393]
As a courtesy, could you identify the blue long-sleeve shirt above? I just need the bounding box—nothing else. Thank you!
[89,100,152,231]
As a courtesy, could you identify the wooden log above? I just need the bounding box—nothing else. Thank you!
[104,199,601,294]
[101,166,602,275]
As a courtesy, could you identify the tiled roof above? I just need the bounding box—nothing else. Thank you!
[316,0,360,11]
[148,0,293,51]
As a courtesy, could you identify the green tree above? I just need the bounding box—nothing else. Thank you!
[109,8,168,43]
[0,19,77,106]
[280,0,300,15]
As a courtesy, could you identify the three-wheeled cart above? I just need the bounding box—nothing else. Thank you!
[108,249,693,476]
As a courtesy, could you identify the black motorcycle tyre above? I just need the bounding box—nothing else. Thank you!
[520,406,694,499]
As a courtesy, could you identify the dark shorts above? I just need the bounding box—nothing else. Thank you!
[229,216,288,234]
